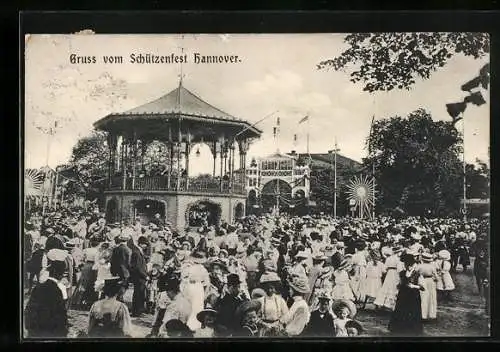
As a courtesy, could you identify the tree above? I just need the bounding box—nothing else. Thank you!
[466,159,490,199]
[70,130,110,187]
[364,109,463,216]
[309,160,359,216]
[318,33,489,92]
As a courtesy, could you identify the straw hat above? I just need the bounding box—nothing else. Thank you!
[46,248,68,262]
[332,299,357,319]
[287,274,310,294]
[295,251,309,259]
[259,272,281,284]
[251,288,266,299]
[421,252,433,262]
[316,290,332,301]
[235,300,261,321]
[196,306,218,323]
[207,259,229,273]
[438,249,451,261]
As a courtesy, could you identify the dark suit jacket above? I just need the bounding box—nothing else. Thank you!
[45,235,65,251]
[130,246,148,282]
[215,294,247,332]
[110,243,131,281]
[304,310,335,337]
[24,279,68,338]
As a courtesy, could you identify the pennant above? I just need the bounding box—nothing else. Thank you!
[298,115,309,124]
[464,91,486,106]
[446,102,466,119]
[273,127,277,137]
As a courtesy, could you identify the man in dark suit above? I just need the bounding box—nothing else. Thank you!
[110,234,132,301]
[130,236,149,317]
[215,273,248,335]
[24,260,68,338]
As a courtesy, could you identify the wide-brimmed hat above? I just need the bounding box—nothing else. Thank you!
[287,274,310,294]
[181,241,192,249]
[235,300,261,321]
[316,290,332,301]
[336,241,345,249]
[381,246,393,258]
[259,272,281,284]
[117,233,130,241]
[312,253,327,262]
[196,307,218,323]
[46,248,68,262]
[251,288,266,299]
[438,249,451,261]
[421,252,434,262]
[332,299,357,319]
[295,251,309,259]
[207,259,229,273]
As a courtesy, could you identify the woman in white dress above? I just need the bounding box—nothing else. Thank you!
[417,252,438,320]
[350,242,368,303]
[332,260,355,302]
[362,251,385,308]
[436,250,455,302]
[256,272,289,337]
[374,246,404,310]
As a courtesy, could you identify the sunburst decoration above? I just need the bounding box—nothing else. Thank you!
[346,174,375,219]
[25,169,43,197]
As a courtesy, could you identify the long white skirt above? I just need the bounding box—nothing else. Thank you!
[373,269,399,310]
[182,281,205,331]
[420,277,437,319]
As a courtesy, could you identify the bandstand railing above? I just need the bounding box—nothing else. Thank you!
[108,175,246,195]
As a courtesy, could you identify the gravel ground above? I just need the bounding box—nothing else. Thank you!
[23,257,489,338]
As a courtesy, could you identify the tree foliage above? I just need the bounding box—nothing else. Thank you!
[318,33,489,92]
[364,109,463,216]
[309,161,359,216]
[466,159,490,199]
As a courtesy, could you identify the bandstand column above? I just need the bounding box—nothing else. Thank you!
[229,144,235,189]
[168,125,173,189]
[212,141,217,177]
[132,131,137,190]
[107,133,117,187]
[185,140,191,189]
[219,140,225,191]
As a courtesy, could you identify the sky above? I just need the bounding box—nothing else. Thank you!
[24,34,490,176]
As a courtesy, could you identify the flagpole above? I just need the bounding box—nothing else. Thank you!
[462,114,467,222]
[306,117,310,155]
[370,115,376,220]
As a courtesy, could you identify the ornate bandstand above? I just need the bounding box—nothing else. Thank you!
[93,81,261,229]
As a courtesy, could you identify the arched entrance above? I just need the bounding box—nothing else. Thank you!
[106,198,119,223]
[134,199,166,225]
[234,202,245,219]
[261,179,292,214]
[187,200,222,227]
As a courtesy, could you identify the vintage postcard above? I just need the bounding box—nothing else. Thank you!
[22,33,490,339]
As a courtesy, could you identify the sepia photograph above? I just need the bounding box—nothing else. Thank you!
[22,32,490,339]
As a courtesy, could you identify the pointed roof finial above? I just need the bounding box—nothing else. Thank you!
[178,36,186,87]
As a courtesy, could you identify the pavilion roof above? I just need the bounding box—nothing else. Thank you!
[93,84,262,139]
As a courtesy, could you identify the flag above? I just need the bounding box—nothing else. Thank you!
[277,117,280,126]
[298,115,309,124]
[273,127,277,138]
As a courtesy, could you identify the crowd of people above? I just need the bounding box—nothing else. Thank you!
[23,205,490,338]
